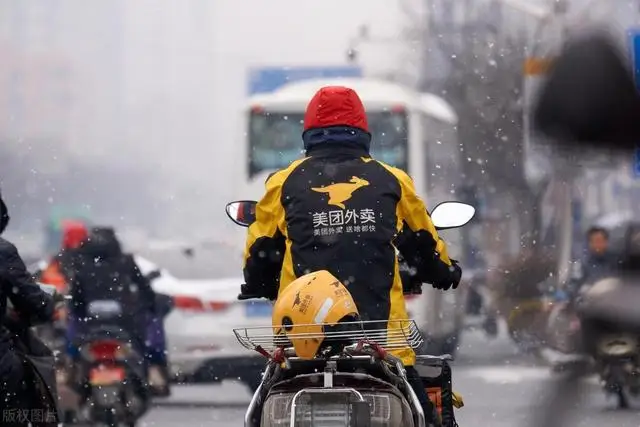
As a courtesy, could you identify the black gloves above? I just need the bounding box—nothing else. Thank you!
[399,254,423,295]
[432,259,462,291]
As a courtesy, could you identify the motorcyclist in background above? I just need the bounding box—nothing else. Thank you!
[0,188,55,421]
[567,226,621,299]
[38,220,89,294]
[242,85,462,426]
[581,227,619,282]
[65,226,170,395]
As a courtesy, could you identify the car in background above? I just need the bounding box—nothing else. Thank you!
[135,246,271,391]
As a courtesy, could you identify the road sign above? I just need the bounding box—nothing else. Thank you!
[634,147,640,178]
[248,66,363,95]
[627,30,640,177]
[629,29,640,92]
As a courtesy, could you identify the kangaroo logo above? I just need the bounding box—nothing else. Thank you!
[311,176,370,209]
[292,291,302,308]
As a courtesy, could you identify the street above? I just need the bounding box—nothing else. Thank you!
[136,327,640,427]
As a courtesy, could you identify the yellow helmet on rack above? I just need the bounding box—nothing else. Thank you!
[272,270,359,359]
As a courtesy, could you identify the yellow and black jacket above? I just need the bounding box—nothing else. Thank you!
[243,143,453,364]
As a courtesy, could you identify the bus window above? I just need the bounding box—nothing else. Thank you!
[249,112,305,177]
[368,111,408,171]
[248,110,409,178]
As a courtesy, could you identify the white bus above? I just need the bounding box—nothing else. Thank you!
[242,77,466,354]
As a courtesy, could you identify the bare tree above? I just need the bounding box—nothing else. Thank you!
[404,0,543,251]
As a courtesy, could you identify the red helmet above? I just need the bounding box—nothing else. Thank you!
[303,86,369,133]
[61,220,89,249]
[301,86,371,152]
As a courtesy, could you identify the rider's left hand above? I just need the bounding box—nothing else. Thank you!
[433,260,462,290]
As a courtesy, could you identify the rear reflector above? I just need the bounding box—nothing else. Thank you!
[174,296,206,311]
[208,301,230,311]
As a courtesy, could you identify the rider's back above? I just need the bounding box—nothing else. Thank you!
[277,145,410,322]
[70,231,143,336]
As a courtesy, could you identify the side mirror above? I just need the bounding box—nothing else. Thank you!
[430,202,475,230]
[225,200,258,227]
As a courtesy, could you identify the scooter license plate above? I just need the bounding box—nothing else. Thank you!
[89,366,125,385]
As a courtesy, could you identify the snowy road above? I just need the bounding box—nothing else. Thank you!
[137,330,640,427]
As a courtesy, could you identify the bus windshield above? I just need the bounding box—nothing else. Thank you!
[248,110,408,177]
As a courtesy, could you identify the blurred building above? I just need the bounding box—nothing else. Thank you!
[0,0,126,165]
[0,1,73,173]
[121,0,217,179]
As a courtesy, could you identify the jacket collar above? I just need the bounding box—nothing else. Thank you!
[306,141,370,159]
[302,126,371,153]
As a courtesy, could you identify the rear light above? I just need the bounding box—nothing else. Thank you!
[390,104,405,113]
[174,295,206,312]
[251,105,264,114]
[83,340,130,362]
[208,301,230,312]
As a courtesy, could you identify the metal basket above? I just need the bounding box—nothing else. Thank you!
[233,319,423,354]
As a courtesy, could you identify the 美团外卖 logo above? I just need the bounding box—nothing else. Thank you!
[311,176,370,209]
